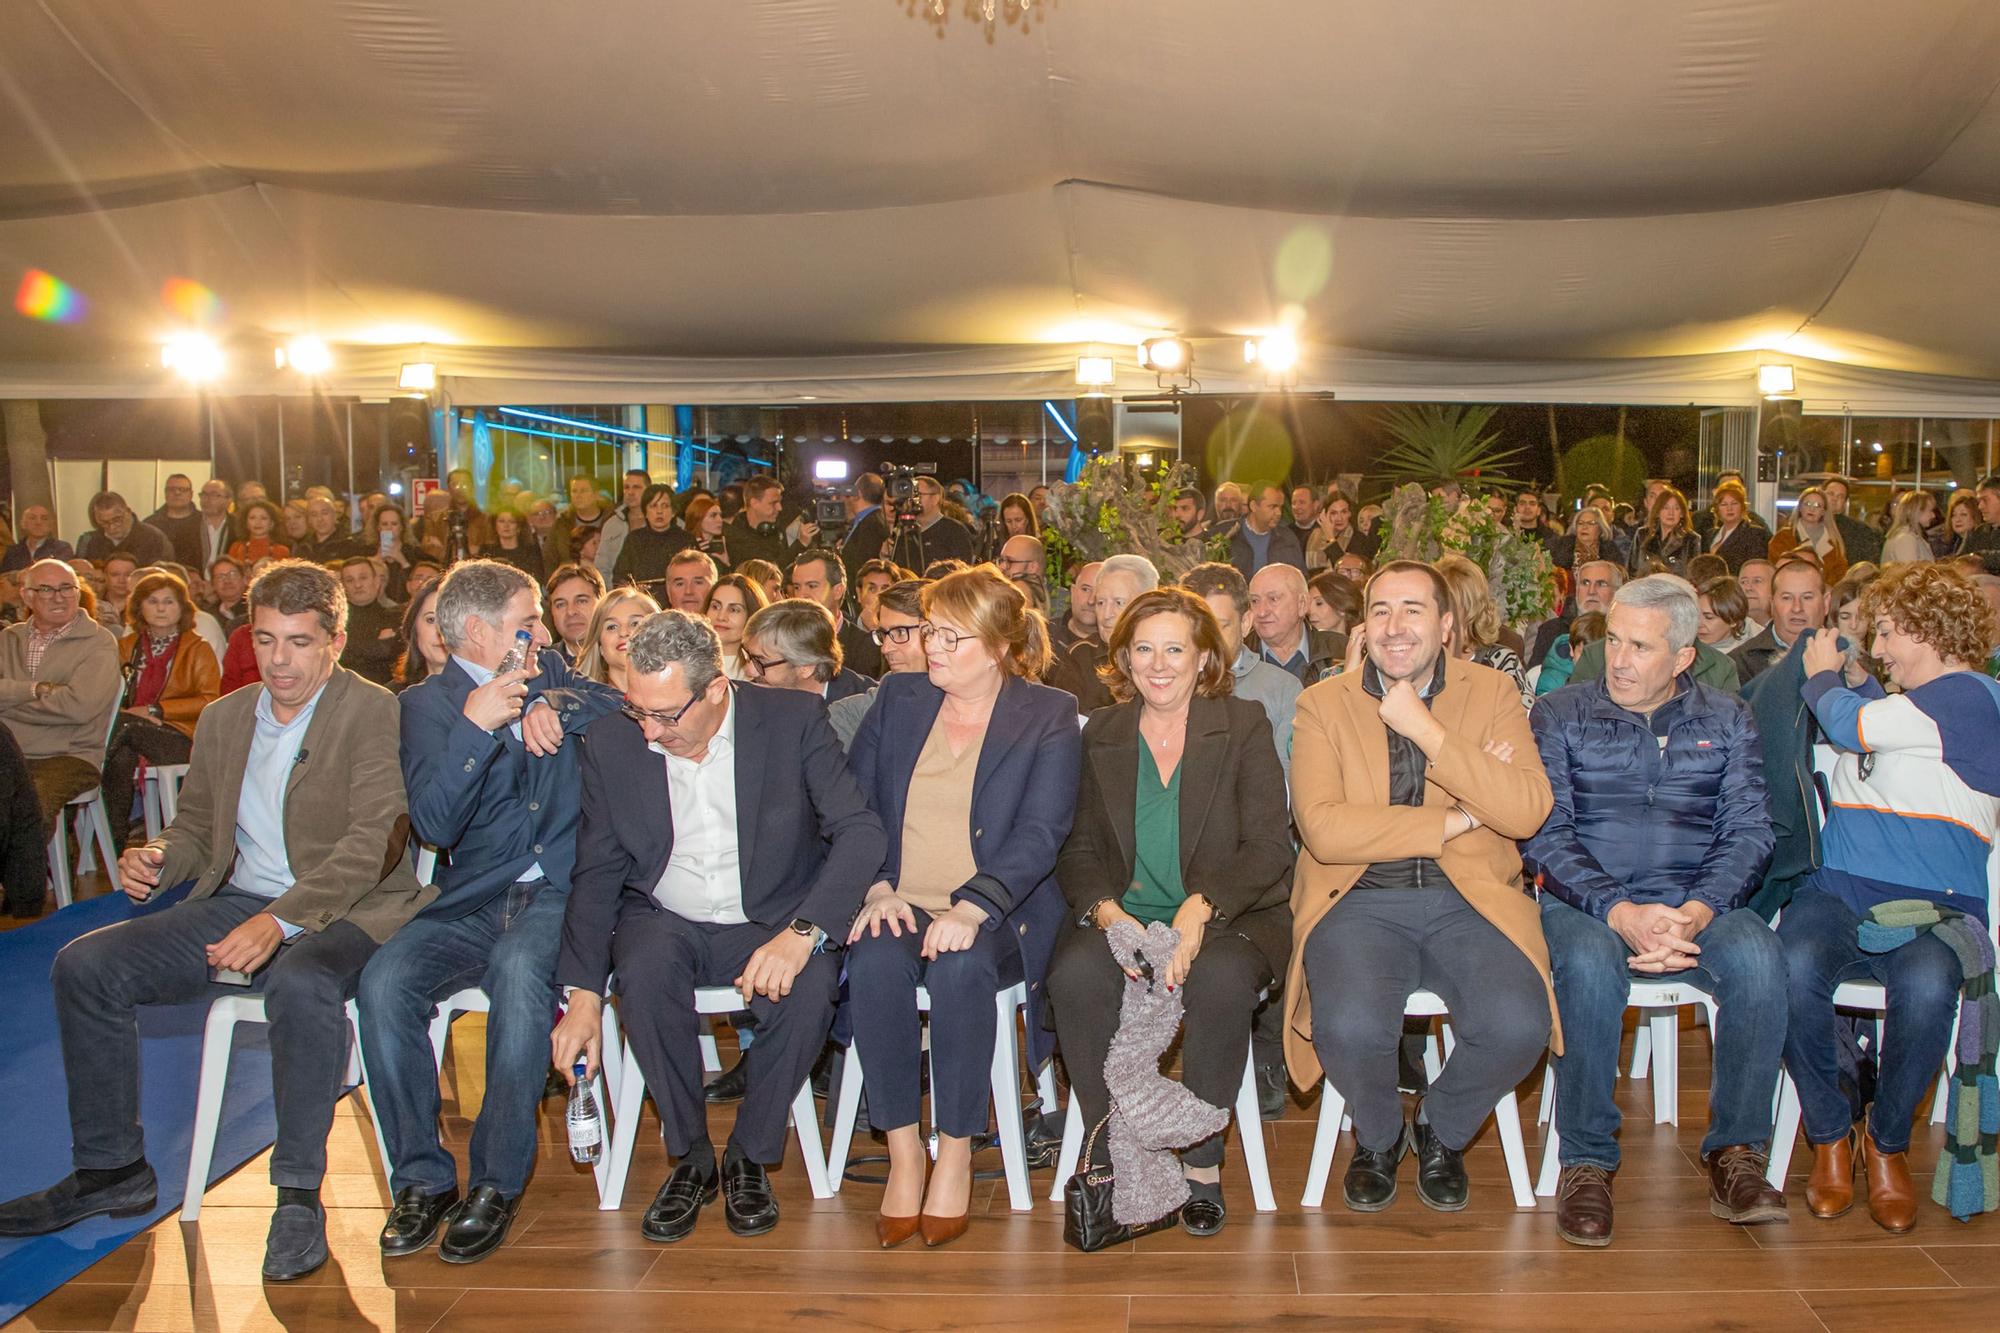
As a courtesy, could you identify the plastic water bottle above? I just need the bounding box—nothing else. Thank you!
[495,627,534,675]
[565,1060,602,1165]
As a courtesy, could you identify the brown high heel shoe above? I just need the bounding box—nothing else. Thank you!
[1860,1133,1918,1233]
[1805,1129,1856,1219]
[877,1160,927,1249]
[918,1209,969,1249]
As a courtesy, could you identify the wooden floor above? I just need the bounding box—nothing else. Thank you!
[5,888,1993,1331]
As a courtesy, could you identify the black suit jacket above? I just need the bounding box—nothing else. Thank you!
[1055,694,1295,980]
[556,682,887,992]
[1706,522,1768,573]
[824,667,874,704]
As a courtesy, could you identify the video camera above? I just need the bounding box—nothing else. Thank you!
[883,465,923,518]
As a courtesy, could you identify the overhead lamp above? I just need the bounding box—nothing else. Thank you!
[1074,354,1116,388]
[1137,337,1191,373]
[1757,363,1796,396]
[282,336,333,376]
[161,332,224,383]
[399,361,437,391]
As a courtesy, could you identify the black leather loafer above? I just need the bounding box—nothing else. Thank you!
[0,1168,157,1237]
[379,1185,460,1257]
[1412,1120,1469,1212]
[721,1153,780,1237]
[438,1185,517,1264]
[703,1056,749,1104]
[1342,1124,1408,1212]
[1180,1179,1227,1236]
[642,1159,718,1243]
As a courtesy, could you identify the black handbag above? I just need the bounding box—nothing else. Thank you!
[1062,1115,1180,1252]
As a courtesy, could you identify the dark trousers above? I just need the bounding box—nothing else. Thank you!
[1047,923,1270,1169]
[1541,895,1787,1166]
[843,906,1022,1138]
[100,716,193,849]
[1778,887,1963,1154]
[356,878,567,1197]
[29,755,99,836]
[1305,887,1549,1153]
[50,887,377,1189]
[610,904,840,1165]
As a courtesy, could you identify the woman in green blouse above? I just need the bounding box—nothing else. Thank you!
[1049,587,1296,1237]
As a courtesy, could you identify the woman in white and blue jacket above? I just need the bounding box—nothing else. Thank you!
[1779,564,2000,1233]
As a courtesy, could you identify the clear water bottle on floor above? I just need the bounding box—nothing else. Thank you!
[565,1060,602,1165]
[495,627,535,675]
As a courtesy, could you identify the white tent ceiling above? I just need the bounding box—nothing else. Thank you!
[6,0,2000,407]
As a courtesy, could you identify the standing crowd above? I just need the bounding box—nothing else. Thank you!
[0,463,1996,1276]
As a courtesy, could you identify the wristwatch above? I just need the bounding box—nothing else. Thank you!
[788,917,826,948]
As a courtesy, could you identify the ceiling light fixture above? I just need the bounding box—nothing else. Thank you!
[161,332,224,383]
[1074,354,1116,388]
[1757,363,1796,397]
[284,336,333,376]
[399,361,437,391]
[1137,337,1191,373]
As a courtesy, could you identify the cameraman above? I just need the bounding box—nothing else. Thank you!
[890,474,976,571]
[726,476,816,572]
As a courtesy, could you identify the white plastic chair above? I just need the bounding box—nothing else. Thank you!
[141,763,191,840]
[183,995,365,1221]
[598,985,830,1210]
[1048,1041,1276,1212]
[1535,980,1718,1196]
[45,707,123,908]
[1300,990,1536,1209]
[826,981,1058,1212]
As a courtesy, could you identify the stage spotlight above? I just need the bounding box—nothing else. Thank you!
[1245,332,1300,374]
[399,361,437,391]
[285,336,333,376]
[1137,337,1190,373]
[1074,355,1116,387]
[1757,363,1795,396]
[161,332,224,383]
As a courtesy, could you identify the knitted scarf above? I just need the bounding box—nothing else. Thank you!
[1858,899,1999,1221]
[1101,918,1230,1226]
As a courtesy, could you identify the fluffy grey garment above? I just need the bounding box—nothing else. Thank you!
[1102,917,1231,1226]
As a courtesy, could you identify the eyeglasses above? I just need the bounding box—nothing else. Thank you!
[741,652,788,677]
[23,585,78,598]
[873,624,920,646]
[997,556,1039,576]
[919,622,970,651]
[620,692,704,729]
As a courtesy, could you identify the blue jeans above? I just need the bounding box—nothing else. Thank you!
[1777,887,1963,1154]
[356,879,568,1197]
[1541,895,1787,1168]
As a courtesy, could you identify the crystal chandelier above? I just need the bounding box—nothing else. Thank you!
[914,0,1038,34]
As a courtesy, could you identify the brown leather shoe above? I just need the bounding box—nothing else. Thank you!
[876,1212,921,1249]
[1554,1165,1615,1247]
[1704,1145,1789,1225]
[1860,1134,1918,1234]
[918,1210,969,1248]
[1805,1131,1856,1219]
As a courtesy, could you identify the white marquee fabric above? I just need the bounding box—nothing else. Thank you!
[7,0,2000,407]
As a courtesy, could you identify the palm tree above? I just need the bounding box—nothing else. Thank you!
[1376,404,1524,488]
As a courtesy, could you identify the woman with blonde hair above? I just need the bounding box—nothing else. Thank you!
[844,564,1078,1248]
[1435,553,1532,708]
[1770,486,1848,584]
[1881,490,1937,566]
[737,557,784,606]
[574,587,660,692]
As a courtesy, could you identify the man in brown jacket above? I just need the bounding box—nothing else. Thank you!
[0,559,121,912]
[0,562,432,1283]
[1286,560,1557,1214]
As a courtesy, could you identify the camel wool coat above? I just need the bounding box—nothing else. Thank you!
[1283,656,1561,1089]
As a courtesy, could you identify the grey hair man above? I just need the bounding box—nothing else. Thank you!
[550,610,885,1243]
[359,558,620,1263]
[742,599,870,702]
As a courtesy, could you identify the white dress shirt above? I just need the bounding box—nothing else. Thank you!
[230,683,325,936]
[650,688,746,922]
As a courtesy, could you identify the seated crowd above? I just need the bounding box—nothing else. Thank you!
[0,465,1996,1278]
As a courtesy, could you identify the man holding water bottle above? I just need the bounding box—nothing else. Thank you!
[0,561,430,1282]
[357,560,621,1265]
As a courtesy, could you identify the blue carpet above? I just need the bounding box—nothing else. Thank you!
[0,888,282,1324]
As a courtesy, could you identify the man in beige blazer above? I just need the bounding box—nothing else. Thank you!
[1285,560,1557,1213]
[0,562,431,1283]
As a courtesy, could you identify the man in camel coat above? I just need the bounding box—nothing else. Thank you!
[1285,559,1557,1214]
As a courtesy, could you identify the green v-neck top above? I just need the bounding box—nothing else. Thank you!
[1122,740,1187,924]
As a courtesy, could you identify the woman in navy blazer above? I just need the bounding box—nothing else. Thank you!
[846,566,1081,1249]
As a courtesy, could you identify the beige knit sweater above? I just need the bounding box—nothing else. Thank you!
[0,617,121,764]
